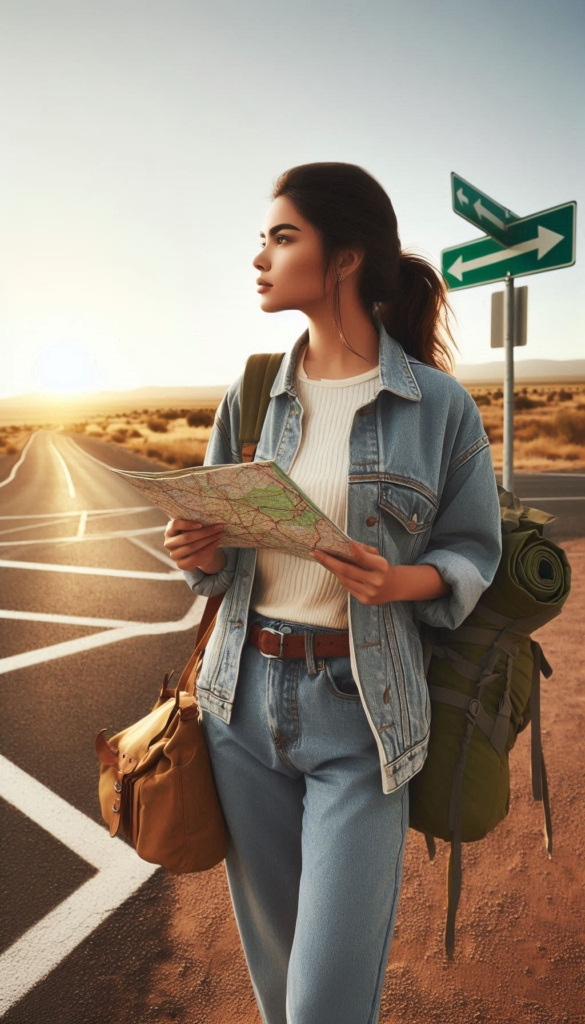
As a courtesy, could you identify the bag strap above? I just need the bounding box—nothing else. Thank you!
[177,351,286,691]
[240,351,286,462]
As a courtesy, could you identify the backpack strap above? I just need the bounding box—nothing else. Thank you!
[186,352,286,662]
[239,352,286,462]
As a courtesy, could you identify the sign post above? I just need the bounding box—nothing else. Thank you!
[504,275,515,492]
[443,176,577,493]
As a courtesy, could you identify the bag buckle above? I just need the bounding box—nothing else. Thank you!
[259,627,286,660]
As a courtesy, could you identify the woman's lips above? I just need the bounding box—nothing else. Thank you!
[257,284,272,292]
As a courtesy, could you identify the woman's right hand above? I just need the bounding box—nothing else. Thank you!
[164,519,227,573]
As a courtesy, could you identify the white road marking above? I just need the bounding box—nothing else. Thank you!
[0,753,158,1014]
[519,495,585,501]
[0,430,39,488]
[0,515,82,539]
[77,510,87,537]
[0,524,165,547]
[49,441,76,498]
[0,609,147,628]
[0,558,181,579]
[0,506,155,520]
[0,595,203,674]
[127,534,177,568]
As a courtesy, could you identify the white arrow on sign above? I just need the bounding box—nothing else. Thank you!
[447,224,564,281]
[473,198,506,231]
[456,187,469,206]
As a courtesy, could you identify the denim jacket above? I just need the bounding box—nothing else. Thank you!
[182,318,502,794]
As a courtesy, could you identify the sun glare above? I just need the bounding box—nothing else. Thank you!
[33,340,99,394]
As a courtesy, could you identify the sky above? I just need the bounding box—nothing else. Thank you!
[1,0,583,398]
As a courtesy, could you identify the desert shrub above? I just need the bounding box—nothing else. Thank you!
[126,428,143,438]
[163,452,177,464]
[146,416,168,433]
[554,409,585,446]
[546,391,557,403]
[178,453,204,468]
[558,389,573,402]
[473,394,491,406]
[515,419,542,442]
[187,409,214,428]
[492,389,503,400]
[483,424,502,443]
[109,430,127,442]
[4,443,16,454]
[146,447,163,459]
[514,394,544,410]
[159,409,183,420]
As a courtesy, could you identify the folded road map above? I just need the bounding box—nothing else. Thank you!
[110,460,356,563]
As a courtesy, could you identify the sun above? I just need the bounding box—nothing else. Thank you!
[32,340,100,394]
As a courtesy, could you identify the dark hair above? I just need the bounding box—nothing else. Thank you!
[271,161,459,374]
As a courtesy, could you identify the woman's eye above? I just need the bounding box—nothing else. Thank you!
[258,235,290,249]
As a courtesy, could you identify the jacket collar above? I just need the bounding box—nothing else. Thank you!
[269,316,422,402]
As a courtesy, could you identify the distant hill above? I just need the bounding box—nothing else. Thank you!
[0,385,230,424]
[454,358,585,384]
[1,360,583,424]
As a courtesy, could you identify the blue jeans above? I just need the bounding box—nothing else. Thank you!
[199,607,410,1024]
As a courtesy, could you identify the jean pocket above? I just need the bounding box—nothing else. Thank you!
[323,656,361,702]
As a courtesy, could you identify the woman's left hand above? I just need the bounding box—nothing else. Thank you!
[310,539,396,605]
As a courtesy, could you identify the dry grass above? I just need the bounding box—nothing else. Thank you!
[62,407,216,468]
[0,424,35,456]
[54,383,585,473]
[468,382,585,472]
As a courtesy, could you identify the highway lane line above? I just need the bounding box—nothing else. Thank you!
[0,430,39,488]
[0,596,204,675]
[0,515,83,539]
[128,534,177,568]
[49,441,76,498]
[0,753,158,1014]
[0,524,165,547]
[517,495,585,501]
[0,506,155,520]
[0,558,182,578]
[0,609,148,628]
[77,510,88,537]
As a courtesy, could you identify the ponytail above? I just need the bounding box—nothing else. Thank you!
[377,251,459,375]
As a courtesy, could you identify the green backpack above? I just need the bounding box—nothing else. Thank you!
[409,487,572,959]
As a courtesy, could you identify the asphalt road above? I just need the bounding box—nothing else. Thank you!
[0,429,207,1024]
[0,429,583,1023]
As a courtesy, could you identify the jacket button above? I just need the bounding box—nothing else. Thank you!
[365,517,378,527]
[408,513,418,530]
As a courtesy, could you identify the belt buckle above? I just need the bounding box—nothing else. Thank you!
[259,626,286,660]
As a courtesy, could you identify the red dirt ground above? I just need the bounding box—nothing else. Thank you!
[148,536,585,1024]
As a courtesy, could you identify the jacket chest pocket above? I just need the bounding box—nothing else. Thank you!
[378,480,438,564]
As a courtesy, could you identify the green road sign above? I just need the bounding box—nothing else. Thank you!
[442,201,576,290]
[451,172,520,244]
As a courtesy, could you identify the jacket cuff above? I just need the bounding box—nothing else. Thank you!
[181,546,238,597]
[411,548,493,632]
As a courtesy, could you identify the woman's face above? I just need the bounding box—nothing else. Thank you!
[253,195,334,314]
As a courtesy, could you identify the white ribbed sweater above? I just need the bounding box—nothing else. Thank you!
[249,343,380,628]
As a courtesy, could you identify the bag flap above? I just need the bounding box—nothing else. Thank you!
[113,690,197,772]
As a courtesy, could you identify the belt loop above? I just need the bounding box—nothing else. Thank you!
[304,631,318,676]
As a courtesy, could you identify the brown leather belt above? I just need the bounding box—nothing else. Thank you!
[248,622,350,659]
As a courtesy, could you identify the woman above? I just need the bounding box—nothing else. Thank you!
[164,162,502,1024]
